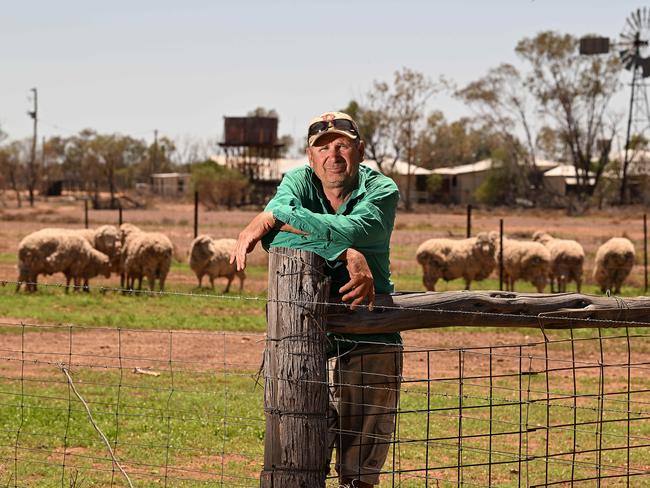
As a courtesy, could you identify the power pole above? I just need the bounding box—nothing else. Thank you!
[27,87,38,207]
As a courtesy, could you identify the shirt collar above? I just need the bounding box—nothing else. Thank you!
[307,164,368,213]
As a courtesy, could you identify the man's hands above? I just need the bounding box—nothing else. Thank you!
[338,248,375,311]
[230,211,276,271]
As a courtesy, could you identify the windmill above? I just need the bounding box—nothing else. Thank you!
[580,7,650,203]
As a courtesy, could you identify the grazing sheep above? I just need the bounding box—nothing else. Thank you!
[118,223,142,289]
[532,231,585,293]
[16,229,111,292]
[77,225,121,272]
[189,235,245,293]
[20,226,120,290]
[415,232,496,291]
[493,234,551,292]
[119,224,173,292]
[593,237,635,294]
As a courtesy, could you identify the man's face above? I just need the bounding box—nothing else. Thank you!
[306,133,365,191]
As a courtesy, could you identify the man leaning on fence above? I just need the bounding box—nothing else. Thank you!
[231,111,403,487]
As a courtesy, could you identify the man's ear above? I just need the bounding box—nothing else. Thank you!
[306,146,314,167]
[357,140,365,162]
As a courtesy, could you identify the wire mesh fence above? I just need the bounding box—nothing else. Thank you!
[1,283,649,487]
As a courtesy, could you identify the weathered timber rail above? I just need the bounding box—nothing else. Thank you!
[326,290,650,332]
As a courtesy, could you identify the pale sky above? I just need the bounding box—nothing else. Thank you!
[0,1,644,156]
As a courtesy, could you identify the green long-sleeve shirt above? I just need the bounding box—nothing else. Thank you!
[262,163,401,355]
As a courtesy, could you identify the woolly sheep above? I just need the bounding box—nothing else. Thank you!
[20,226,120,290]
[415,232,496,291]
[16,229,111,293]
[532,231,585,293]
[76,225,121,272]
[119,224,173,292]
[492,233,551,293]
[593,237,635,294]
[189,235,245,293]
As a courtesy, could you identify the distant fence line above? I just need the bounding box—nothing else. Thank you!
[72,198,650,293]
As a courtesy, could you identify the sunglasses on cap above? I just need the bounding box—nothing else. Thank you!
[307,118,359,138]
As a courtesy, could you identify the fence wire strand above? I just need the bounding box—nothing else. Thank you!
[2,276,650,487]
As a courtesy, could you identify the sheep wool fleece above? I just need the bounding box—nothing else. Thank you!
[262,164,401,355]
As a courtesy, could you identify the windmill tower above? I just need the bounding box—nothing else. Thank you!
[581,7,650,203]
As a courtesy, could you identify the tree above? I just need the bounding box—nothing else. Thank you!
[457,63,540,178]
[392,68,442,210]
[459,31,622,208]
[342,96,401,173]
[191,160,249,209]
[515,32,621,202]
[0,141,27,207]
[344,68,443,209]
[90,134,147,208]
[415,112,505,169]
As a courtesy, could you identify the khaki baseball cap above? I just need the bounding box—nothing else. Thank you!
[307,111,360,146]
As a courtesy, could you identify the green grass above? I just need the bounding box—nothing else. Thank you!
[2,358,647,487]
[0,367,265,487]
[0,285,266,332]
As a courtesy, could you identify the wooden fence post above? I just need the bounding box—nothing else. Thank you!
[194,191,199,238]
[466,204,472,238]
[643,214,648,294]
[260,247,330,488]
[499,219,504,291]
[84,200,89,229]
[118,205,123,226]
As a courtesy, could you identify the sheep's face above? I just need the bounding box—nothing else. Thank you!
[475,233,496,258]
[532,231,552,245]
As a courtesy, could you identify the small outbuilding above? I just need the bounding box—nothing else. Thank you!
[150,173,191,197]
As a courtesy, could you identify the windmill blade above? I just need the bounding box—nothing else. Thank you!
[635,8,642,30]
[620,49,633,64]
[626,15,638,34]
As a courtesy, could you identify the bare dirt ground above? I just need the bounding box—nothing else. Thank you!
[1,198,648,290]
[0,324,643,392]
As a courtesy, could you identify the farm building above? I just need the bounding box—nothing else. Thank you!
[431,159,560,204]
[150,173,191,197]
[543,164,596,197]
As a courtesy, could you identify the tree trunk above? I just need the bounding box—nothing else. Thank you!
[260,247,330,488]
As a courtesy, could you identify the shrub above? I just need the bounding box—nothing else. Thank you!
[191,160,249,209]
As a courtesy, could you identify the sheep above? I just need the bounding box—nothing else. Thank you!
[119,224,173,292]
[532,231,585,293]
[189,235,245,293]
[118,223,142,289]
[16,229,111,293]
[593,237,635,294]
[415,232,496,291]
[77,225,121,272]
[19,226,120,291]
[492,233,551,292]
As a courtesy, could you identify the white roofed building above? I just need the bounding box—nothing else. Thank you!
[431,159,559,205]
